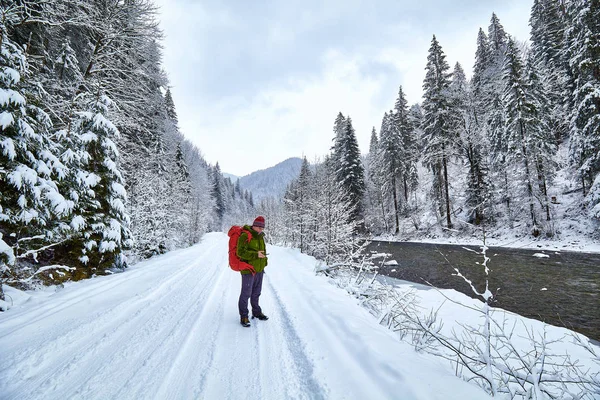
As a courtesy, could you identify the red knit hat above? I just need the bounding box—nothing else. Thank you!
[252,216,265,228]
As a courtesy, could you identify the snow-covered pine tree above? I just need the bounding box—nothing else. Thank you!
[68,92,132,277]
[297,157,313,253]
[331,112,346,166]
[378,108,402,233]
[530,0,566,68]
[332,116,365,225]
[482,15,511,219]
[488,13,508,73]
[1,19,73,288]
[364,126,388,234]
[376,86,417,233]
[525,54,557,225]
[369,115,392,233]
[369,126,378,155]
[210,163,226,229]
[169,142,193,245]
[395,87,419,209]
[408,104,424,152]
[49,37,85,122]
[472,28,492,114]
[422,35,455,228]
[529,0,570,144]
[502,37,542,234]
[567,0,600,217]
[164,88,178,124]
[450,62,491,225]
[159,88,200,249]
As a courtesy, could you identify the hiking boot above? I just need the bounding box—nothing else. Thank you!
[252,313,269,321]
[240,317,251,327]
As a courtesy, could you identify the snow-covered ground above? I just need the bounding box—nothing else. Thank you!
[374,210,600,254]
[374,223,600,254]
[0,233,488,400]
[1,233,598,399]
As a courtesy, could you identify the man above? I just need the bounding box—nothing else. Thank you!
[237,216,269,327]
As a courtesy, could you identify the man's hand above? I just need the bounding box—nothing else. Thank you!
[257,250,266,259]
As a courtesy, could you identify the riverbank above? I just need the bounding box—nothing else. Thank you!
[373,223,600,254]
[367,241,600,341]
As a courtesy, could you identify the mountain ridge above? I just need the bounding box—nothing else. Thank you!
[236,157,303,204]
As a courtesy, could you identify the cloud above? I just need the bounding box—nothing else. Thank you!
[180,50,390,175]
[154,0,534,176]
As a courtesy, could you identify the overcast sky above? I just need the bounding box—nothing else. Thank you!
[153,0,533,176]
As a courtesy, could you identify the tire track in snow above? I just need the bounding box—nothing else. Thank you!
[256,274,326,400]
[0,241,222,400]
[196,269,263,400]
[74,260,225,399]
[0,244,214,393]
[85,258,229,400]
[0,242,218,339]
[267,248,408,399]
[151,254,232,400]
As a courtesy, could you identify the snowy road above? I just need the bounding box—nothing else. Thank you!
[0,233,487,399]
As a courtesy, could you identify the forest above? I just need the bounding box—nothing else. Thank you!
[1,0,599,299]
[278,1,600,263]
[0,0,255,300]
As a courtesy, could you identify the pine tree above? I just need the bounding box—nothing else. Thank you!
[372,115,394,233]
[332,116,365,224]
[369,127,378,154]
[51,37,85,119]
[530,0,567,68]
[170,142,192,243]
[296,157,312,252]
[450,62,491,224]
[567,0,600,215]
[486,13,510,152]
[211,163,226,228]
[282,161,307,249]
[68,93,132,276]
[1,22,73,286]
[395,86,419,207]
[164,88,178,123]
[502,38,541,233]
[378,109,402,233]
[525,55,557,224]
[408,104,424,152]
[331,112,346,166]
[365,126,388,233]
[422,35,455,228]
[530,0,570,144]
[488,13,508,72]
[472,28,492,109]
[481,15,511,217]
[376,86,419,233]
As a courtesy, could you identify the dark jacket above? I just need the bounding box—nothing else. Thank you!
[236,225,268,274]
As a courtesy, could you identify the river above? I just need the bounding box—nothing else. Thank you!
[368,241,600,341]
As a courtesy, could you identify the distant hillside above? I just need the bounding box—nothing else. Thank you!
[223,173,239,183]
[238,157,303,204]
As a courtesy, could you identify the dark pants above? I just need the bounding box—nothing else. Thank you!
[238,272,264,318]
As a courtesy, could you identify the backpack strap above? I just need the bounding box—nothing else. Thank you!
[242,229,253,243]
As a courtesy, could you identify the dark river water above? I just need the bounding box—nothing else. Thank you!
[367,241,600,341]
